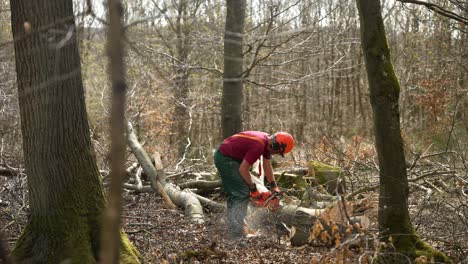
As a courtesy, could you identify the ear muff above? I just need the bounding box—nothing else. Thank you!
[271,136,279,151]
[271,136,286,153]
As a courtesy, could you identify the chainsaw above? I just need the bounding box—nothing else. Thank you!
[250,191,281,212]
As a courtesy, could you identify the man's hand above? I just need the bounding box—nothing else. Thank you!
[267,181,281,195]
[249,184,262,200]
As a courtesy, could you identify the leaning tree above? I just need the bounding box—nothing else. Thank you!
[356,0,450,262]
[9,0,140,262]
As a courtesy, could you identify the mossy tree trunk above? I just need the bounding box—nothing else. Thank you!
[355,0,450,262]
[221,0,246,138]
[9,0,140,263]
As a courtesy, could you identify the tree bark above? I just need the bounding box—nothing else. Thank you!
[221,0,246,138]
[356,0,450,262]
[9,1,140,262]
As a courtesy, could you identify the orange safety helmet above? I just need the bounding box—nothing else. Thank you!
[272,132,294,156]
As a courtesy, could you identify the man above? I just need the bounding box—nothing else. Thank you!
[214,131,294,238]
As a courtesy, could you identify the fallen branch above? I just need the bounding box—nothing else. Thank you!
[178,180,222,192]
[122,183,153,193]
[127,122,203,222]
[134,167,143,190]
[409,170,455,182]
[192,193,226,212]
[166,170,192,179]
[346,184,379,199]
[121,182,225,212]
[409,182,433,200]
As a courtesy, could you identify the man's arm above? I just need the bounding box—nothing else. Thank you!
[239,160,254,188]
[263,157,275,184]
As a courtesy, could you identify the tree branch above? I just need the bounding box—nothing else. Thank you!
[397,0,468,25]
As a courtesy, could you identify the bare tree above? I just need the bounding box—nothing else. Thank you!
[221,0,246,138]
[397,0,468,25]
[99,0,138,263]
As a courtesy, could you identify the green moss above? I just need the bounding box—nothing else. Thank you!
[277,173,307,190]
[13,222,141,264]
[12,218,96,263]
[384,61,401,94]
[308,161,345,194]
[120,230,142,263]
[181,250,201,260]
[378,210,452,263]
[310,161,343,184]
[394,233,451,263]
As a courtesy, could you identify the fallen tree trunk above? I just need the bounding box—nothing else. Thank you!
[247,183,369,248]
[126,122,203,223]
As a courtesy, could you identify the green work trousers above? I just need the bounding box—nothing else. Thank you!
[214,148,250,237]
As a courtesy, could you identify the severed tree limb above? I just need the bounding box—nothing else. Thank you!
[121,182,225,212]
[166,171,217,180]
[409,182,433,200]
[134,167,143,190]
[274,204,369,247]
[165,170,192,179]
[346,184,379,199]
[192,193,226,212]
[127,122,203,222]
[152,152,177,210]
[249,176,368,246]
[178,180,222,192]
[122,183,153,193]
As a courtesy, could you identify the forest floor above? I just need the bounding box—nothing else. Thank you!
[121,191,372,264]
[1,174,467,263]
[119,188,467,264]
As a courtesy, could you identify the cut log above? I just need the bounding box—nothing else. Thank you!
[276,204,369,247]
[246,196,369,248]
[127,122,203,223]
[289,214,370,247]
